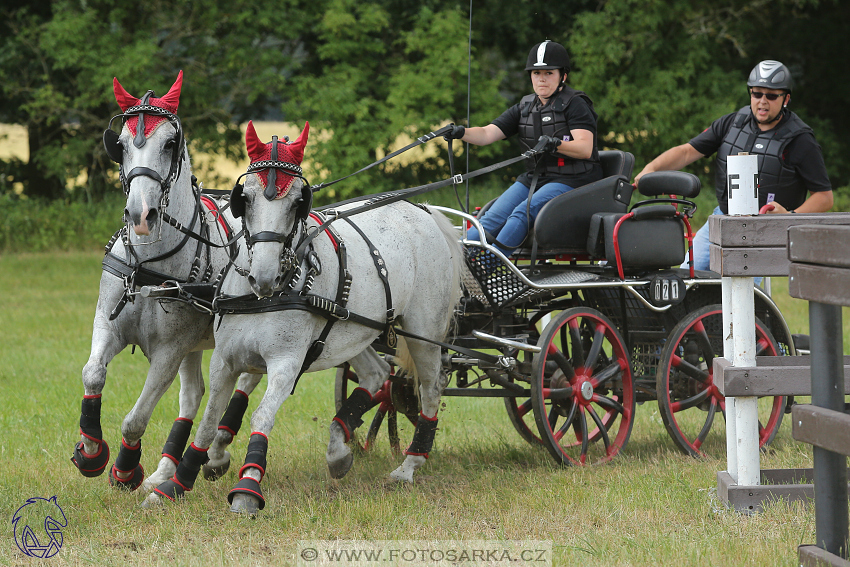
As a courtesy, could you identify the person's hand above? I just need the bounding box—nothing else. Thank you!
[444,125,465,141]
[538,135,562,154]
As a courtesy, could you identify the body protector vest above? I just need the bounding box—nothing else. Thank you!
[715,106,812,213]
[518,86,599,176]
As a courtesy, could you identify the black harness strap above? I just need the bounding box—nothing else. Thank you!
[341,217,396,348]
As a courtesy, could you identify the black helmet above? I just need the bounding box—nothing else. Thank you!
[525,40,570,73]
[747,60,793,92]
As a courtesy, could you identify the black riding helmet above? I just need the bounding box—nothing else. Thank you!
[525,40,571,74]
[747,60,793,93]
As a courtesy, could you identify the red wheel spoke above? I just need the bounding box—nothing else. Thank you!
[550,349,576,381]
[553,400,579,442]
[670,354,710,384]
[592,394,625,415]
[548,405,559,430]
[577,409,589,463]
[544,387,574,401]
[568,320,585,367]
[584,326,607,370]
[690,324,716,365]
[591,360,624,388]
[516,398,532,418]
[693,398,718,450]
[587,405,611,450]
[670,387,711,413]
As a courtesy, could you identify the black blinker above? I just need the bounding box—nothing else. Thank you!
[230,182,246,218]
[103,129,123,164]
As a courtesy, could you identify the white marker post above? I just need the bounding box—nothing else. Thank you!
[724,153,760,487]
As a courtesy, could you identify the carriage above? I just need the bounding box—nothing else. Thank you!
[333,149,796,466]
[86,72,798,515]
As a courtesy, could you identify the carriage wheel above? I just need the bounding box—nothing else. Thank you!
[504,394,544,446]
[656,304,785,457]
[499,346,544,446]
[530,307,635,465]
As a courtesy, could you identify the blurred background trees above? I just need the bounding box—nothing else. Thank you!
[1,0,847,206]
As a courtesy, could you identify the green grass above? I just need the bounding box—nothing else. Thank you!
[0,252,843,566]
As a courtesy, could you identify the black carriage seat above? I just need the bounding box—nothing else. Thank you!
[529,150,635,253]
[585,171,702,274]
[480,150,634,257]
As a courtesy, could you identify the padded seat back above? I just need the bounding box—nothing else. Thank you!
[531,150,635,251]
[586,206,686,271]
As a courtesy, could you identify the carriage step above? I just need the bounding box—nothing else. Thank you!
[471,330,541,353]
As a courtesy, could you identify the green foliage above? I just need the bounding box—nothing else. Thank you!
[284,3,508,202]
[0,193,123,252]
[570,0,849,202]
[1,0,848,212]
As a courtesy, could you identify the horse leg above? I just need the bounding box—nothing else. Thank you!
[143,351,241,508]
[327,348,390,479]
[72,316,126,478]
[140,351,205,493]
[204,372,263,481]
[229,358,300,516]
[389,340,447,484]
[109,349,183,491]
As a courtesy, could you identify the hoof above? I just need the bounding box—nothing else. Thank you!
[138,492,166,509]
[203,453,231,481]
[389,467,415,484]
[327,451,354,479]
[227,477,265,513]
[109,463,145,491]
[152,478,186,504]
[229,493,261,517]
[71,440,110,478]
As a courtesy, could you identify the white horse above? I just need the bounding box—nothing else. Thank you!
[73,71,260,493]
[147,121,464,515]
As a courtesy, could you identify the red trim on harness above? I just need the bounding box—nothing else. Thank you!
[308,212,339,252]
[200,196,231,238]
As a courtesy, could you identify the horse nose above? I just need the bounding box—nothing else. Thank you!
[247,273,282,298]
[126,205,158,236]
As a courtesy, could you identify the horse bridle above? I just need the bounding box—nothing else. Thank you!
[103,90,186,245]
[229,135,315,286]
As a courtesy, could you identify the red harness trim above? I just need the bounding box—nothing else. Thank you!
[309,212,339,252]
[200,196,231,238]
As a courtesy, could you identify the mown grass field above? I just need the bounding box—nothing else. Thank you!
[1,251,848,566]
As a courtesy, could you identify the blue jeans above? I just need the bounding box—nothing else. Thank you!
[683,205,762,285]
[467,180,575,255]
[681,206,722,272]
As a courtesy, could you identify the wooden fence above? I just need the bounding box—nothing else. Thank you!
[709,214,850,565]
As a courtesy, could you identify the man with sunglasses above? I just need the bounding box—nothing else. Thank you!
[634,60,832,272]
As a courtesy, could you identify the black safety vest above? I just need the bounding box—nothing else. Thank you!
[715,107,812,213]
[518,86,599,176]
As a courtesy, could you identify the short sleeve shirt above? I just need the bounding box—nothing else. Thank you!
[688,111,831,208]
[491,94,603,188]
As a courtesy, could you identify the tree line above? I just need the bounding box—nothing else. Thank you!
[2,0,847,205]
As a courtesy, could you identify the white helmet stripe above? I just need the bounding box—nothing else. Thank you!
[534,41,550,66]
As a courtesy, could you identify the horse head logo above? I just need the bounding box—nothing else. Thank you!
[12,496,67,558]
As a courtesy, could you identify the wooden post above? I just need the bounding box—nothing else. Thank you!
[810,301,849,558]
[724,153,760,487]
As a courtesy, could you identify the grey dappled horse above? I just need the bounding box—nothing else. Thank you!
[72,72,260,492]
[147,121,464,515]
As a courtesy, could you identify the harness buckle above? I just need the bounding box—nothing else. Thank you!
[451,174,463,185]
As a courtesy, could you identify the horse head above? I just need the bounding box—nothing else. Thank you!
[231,120,311,297]
[104,71,187,238]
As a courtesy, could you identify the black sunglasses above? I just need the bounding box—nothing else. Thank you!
[750,90,785,101]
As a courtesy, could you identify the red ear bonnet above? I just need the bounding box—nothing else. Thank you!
[244,121,310,198]
[113,70,183,139]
